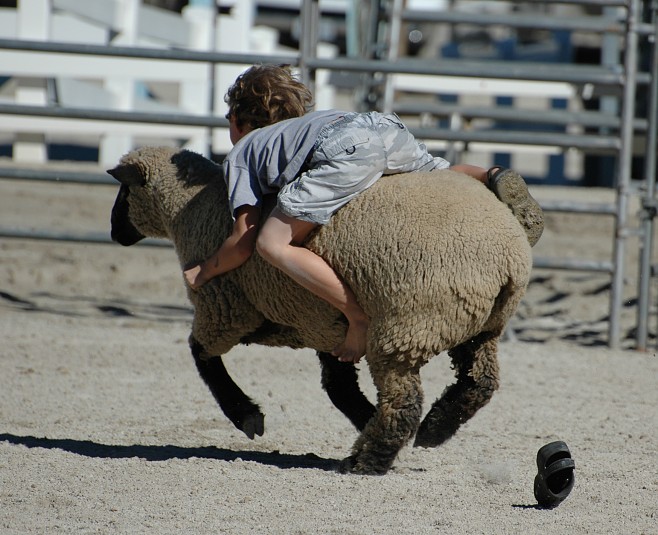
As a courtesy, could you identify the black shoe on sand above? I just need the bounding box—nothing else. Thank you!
[488,167,544,247]
[533,440,576,508]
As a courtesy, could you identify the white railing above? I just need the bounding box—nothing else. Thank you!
[0,0,336,165]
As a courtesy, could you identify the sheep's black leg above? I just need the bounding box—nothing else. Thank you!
[340,362,423,475]
[318,352,376,431]
[190,339,264,439]
[414,333,500,448]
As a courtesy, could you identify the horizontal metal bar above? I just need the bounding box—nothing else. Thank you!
[508,0,629,6]
[402,11,655,37]
[0,166,113,185]
[4,100,628,134]
[409,126,622,151]
[1,38,651,86]
[0,228,170,247]
[0,104,623,153]
[0,167,619,216]
[0,103,229,129]
[401,9,625,33]
[539,200,617,214]
[306,56,639,86]
[0,226,615,274]
[533,256,615,272]
[394,101,648,131]
[0,166,617,217]
[0,38,298,66]
[2,102,643,145]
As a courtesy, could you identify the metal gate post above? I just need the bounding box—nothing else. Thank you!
[636,0,658,350]
[382,0,404,113]
[299,0,319,93]
[610,0,641,349]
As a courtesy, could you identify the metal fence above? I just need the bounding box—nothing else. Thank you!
[1,0,657,349]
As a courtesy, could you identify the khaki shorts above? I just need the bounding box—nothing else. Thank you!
[277,112,449,225]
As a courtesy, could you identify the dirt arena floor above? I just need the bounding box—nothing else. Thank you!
[1,175,657,534]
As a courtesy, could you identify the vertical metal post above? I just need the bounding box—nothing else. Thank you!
[359,0,385,111]
[636,0,658,350]
[346,0,359,58]
[299,0,319,95]
[601,7,621,120]
[207,0,219,158]
[382,0,404,113]
[610,0,640,349]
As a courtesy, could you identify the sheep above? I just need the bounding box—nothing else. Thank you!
[108,146,532,475]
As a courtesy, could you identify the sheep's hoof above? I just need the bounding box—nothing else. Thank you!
[337,455,357,474]
[413,411,460,448]
[337,455,389,475]
[239,413,265,440]
[413,427,454,448]
[413,432,436,448]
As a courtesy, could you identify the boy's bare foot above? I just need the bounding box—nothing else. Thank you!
[333,316,369,363]
[184,264,205,290]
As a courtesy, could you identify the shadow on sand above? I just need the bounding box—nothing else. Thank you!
[0,433,337,471]
[0,290,192,323]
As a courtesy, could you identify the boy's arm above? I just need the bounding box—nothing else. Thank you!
[449,164,488,185]
[184,205,261,289]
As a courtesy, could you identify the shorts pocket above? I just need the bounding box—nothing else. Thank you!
[379,112,406,129]
[320,130,371,159]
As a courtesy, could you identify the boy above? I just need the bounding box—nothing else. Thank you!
[184,65,542,363]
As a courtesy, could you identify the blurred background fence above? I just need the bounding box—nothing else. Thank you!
[0,0,656,349]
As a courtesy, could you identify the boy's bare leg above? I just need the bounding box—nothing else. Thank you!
[256,208,369,363]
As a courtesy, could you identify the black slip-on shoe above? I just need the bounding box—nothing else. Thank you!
[533,440,576,508]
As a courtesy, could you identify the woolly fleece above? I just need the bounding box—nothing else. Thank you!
[112,146,532,371]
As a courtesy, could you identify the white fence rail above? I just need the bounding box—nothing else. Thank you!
[0,0,336,165]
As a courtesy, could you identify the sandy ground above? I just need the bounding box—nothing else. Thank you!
[1,175,657,534]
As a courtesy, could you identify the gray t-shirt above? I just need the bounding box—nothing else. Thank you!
[223,109,345,216]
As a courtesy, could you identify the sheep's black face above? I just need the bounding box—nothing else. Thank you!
[110,184,146,246]
[108,151,182,244]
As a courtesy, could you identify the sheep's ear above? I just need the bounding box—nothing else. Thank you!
[106,163,146,187]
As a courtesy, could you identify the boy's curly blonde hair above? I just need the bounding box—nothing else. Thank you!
[224,64,314,131]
